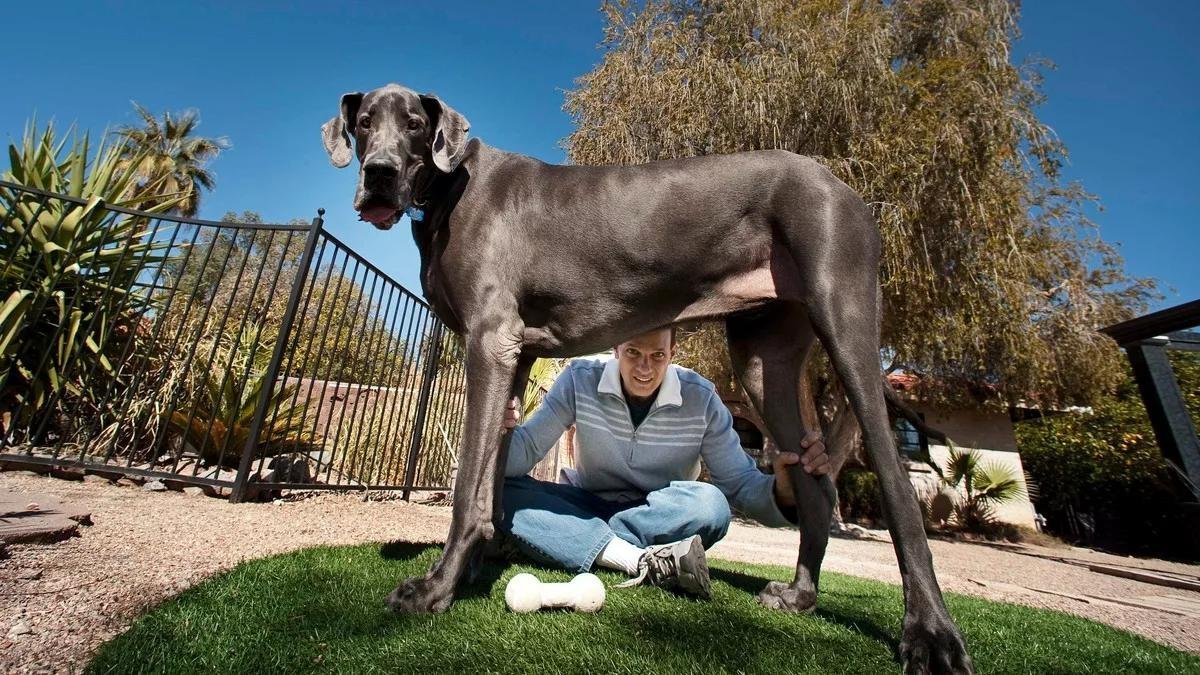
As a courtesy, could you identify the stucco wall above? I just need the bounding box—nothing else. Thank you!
[911,404,1019,453]
[902,404,1036,528]
[907,444,1041,528]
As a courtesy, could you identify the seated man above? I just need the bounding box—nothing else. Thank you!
[499,326,830,599]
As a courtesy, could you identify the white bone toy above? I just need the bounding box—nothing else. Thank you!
[504,572,606,613]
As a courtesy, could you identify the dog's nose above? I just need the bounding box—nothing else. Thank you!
[363,162,400,190]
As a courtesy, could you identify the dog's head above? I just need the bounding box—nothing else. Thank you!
[321,84,470,230]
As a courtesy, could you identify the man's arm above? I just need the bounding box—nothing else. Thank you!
[698,391,827,527]
[503,366,578,477]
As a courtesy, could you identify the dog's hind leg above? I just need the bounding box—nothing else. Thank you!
[806,278,973,673]
[726,303,834,613]
[387,323,534,613]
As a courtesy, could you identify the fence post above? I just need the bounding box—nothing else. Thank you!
[402,323,444,500]
[230,209,325,503]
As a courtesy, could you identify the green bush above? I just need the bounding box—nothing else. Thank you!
[838,467,884,525]
[167,336,318,468]
[1016,353,1200,559]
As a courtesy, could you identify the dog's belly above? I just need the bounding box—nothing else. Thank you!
[672,267,780,323]
[521,265,793,358]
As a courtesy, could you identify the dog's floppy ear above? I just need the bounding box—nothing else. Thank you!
[420,94,470,173]
[321,92,364,168]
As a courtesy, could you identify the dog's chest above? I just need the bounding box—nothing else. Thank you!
[418,251,465,334]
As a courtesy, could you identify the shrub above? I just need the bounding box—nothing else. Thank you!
[167,336,319,468]
[838,468,883,525]
[1016,353,1200,559]
[0,123,182,445]
[938,448,1027,535]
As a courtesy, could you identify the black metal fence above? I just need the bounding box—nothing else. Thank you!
[0,179,467,500]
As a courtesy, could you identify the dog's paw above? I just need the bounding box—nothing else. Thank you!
[385,575,454,614]
[755,580,817,613]
[899,612,973,674]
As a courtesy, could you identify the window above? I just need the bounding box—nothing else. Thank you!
[893,416,928,460]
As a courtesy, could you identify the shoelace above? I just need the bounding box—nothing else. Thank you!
[614,546,675,589]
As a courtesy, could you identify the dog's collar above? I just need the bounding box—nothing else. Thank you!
[407,163,437,223]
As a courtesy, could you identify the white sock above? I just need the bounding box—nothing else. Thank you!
[595,536,645,576]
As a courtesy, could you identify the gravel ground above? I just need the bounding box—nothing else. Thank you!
[3,471,1198,672]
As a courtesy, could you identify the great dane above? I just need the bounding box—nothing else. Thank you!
[321,84,973,674]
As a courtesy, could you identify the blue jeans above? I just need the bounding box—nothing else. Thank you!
[499,475,732,573]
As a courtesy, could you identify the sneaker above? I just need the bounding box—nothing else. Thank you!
[481,530,522,561]
[616,534,711,599]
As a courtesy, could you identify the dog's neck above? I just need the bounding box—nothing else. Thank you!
[409,139,491,334]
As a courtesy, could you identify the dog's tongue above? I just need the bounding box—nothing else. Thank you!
[358,205,398,225]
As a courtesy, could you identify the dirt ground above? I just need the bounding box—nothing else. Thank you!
[3,471,1198,673]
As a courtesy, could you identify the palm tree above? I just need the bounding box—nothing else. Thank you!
[112,103,228,218]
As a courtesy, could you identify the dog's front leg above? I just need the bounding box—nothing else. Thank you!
[387,321,526,613]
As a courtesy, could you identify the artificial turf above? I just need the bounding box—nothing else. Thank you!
[88,542,1199,674]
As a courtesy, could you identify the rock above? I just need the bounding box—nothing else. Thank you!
[66,510,93,526]
[173,460,199,477]
[0,492,91,544]
[142,480,167,492]
[82,474,113,485]
[115,478,141,488]
[929,489,956,525]
[243,480,278,503]
[268,454,315,484]
[7,621,32,638]
[182,486,209,497]
[50,467,85,481]
[17,568,42,580]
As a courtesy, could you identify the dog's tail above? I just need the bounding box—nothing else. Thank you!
[871,280,950,447]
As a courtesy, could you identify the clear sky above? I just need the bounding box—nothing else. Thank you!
[4,1,1197,313]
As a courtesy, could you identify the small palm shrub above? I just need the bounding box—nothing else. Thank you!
[937,448,1029,534]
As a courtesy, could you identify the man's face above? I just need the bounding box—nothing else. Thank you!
[614,328,674,401]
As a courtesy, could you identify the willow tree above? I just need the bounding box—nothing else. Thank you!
[565,0,1155,409]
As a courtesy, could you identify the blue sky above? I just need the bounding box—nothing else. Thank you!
[4,1,1197,312]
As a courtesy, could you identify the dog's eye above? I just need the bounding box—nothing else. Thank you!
[407,118,422,131]
[358,116,371,129]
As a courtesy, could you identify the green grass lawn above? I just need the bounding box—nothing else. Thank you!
[88,542,1199,674]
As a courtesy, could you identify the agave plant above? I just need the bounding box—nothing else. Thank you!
[940,447,1027,532]
[0,122,183,441]
[168,337,319,468]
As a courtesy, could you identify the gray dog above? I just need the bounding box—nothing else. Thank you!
[322,84,972,674]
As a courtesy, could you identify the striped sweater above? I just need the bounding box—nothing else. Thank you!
[505,358,794,528]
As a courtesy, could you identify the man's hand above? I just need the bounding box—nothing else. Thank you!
[773,431,830,508]
[501,396,521,434]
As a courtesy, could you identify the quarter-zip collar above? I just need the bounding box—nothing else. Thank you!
[597,358,683,411]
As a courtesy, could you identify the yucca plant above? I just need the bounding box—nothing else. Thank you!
[0,122,183,442]
[168,336,319,468]
[940,447,1027,533]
